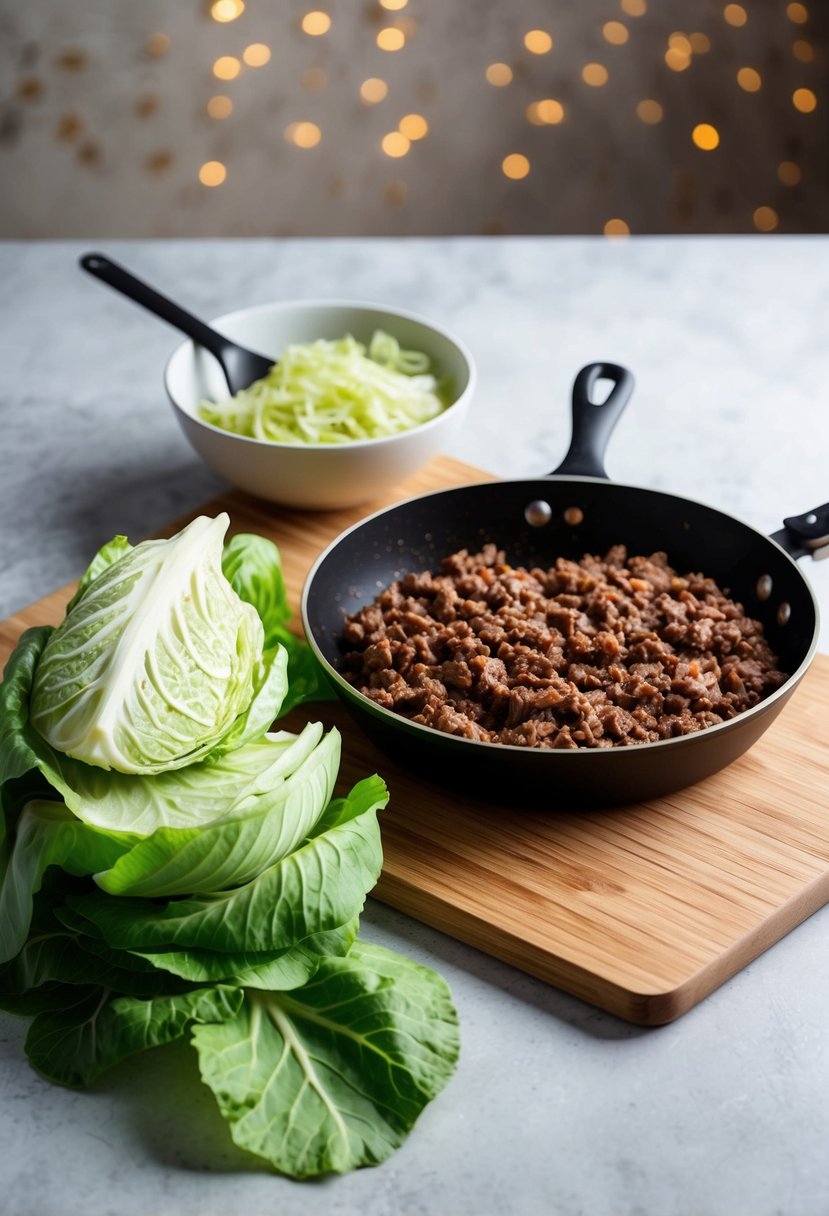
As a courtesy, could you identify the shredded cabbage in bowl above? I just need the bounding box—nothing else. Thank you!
[198,329,450,445]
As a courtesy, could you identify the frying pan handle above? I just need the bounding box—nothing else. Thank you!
[550,362,635,479]
[770,503,829,561]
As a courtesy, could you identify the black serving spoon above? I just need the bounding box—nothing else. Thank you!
[80,252,275,394]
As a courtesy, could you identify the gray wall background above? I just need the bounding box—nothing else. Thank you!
[0,0,826,237]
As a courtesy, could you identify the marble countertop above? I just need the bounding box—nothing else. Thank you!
[1,236,829,1216]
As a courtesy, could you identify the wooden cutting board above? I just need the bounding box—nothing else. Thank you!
[3,455,829,1028]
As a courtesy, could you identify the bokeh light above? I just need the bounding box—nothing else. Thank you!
[243,44,271,67]
[210,0,244,21]
[213,56,241,80]
[399,114,428,140]
[526,99,565,125]
[778,160,802,185]
[301,11,331,36]
[582,63,609,86]
[665,47,691,71]
[382,131,411,157]
[24,0,826,241]
[377,27,406,51]
[524,30,553,54]
[502,153,530,179]
[199,160,226,186]
[636,99,663,124]
[146,33,171,57]
[668,33,693,55]
[603,22,629,45]
[723,4,748,27]
[753,205,779,231]
[793,87,817,112]
[207,95,233,119]
[737,67,762,92]
[692,123,720,150]
[285,121,322,148]
[360,78,388,104]
[486,63,513,86]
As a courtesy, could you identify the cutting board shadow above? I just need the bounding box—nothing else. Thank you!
[3,455,828,1028]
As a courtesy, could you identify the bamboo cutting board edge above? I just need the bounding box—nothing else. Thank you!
[373,854,829,1026]
[308,657,829,1026]
[3,452,829,1028]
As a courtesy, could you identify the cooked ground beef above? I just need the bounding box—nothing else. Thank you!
[339,544,789,749]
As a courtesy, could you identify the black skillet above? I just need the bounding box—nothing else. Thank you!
[301,363,826,806]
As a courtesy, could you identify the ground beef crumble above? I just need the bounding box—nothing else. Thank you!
[340,545,789,749]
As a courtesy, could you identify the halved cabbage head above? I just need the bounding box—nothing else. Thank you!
[30,514,265,774]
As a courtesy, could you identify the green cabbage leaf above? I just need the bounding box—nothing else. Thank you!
[65,533,133,614]
[0,516,460,1179]
[0,799,133,965]
[67,773,386,954]
[92,727,342,896]
[0,627,76,813]
[30,514,269,774]
[193,941,460,1177]
[26,984,244,1088]
[221,531,335,713]
[56,722,324,834]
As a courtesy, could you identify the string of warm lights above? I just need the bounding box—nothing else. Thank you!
[481,0,817,233]
[23,0,819,236]
[198,0,818,233]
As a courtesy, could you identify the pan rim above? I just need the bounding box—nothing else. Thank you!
[300,473,821,760]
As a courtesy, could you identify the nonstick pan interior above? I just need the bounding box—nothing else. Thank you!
[303,477,818,806]
[305,476,816,680]
[302,362,820,806]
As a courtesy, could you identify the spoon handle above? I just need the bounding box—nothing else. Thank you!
[79,252,232,361]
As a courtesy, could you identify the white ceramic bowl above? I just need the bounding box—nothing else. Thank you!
[164,299,476,510]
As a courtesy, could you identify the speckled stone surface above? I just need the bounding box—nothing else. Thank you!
[2,237,829,1216]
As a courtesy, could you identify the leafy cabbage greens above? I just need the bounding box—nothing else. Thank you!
[30,515,268,774]
[198,329,449,444]
[0,516,459,1178]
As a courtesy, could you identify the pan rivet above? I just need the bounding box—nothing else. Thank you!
[525,499,552,527]
[777,601,791,626]
[564,506,584,526]
[756,574,773,601]
[805,513,818,525]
